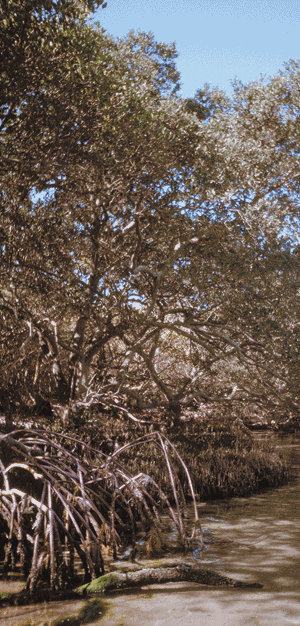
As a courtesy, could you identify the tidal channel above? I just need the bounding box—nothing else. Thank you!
[1,432,300,626]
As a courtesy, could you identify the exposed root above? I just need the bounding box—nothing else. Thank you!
[0,429,202,597]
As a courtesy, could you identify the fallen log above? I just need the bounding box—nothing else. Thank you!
[75,565,263,595]
[0,565,263,606]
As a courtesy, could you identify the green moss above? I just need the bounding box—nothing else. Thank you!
[45,598,106,626]
[0,592,12,602]
[75,572,119,595]
[77,598,106,623]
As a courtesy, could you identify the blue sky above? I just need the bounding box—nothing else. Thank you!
[94,0,300,98]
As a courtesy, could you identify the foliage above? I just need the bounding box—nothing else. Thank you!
[1,0,297,603]
[1,2,300,424]
[81,409,289,502]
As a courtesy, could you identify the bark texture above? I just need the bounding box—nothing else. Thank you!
[76,565,263,595]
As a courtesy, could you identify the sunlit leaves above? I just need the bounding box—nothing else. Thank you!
[1,0,300,420]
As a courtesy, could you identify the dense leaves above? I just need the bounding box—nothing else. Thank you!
[1,0,300,426]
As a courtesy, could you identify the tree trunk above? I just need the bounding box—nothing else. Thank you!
[168,401,182,429]
[6,565,263,606]
[75,565,263,595]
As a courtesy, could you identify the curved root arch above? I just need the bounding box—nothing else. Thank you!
[0,429,201,596]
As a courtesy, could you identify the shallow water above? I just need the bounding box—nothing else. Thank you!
[1,432,300,626]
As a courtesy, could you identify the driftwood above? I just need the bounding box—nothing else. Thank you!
[75,565,263,595]
[0,565,263,606]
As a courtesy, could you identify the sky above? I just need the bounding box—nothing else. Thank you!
[93,0,300,98]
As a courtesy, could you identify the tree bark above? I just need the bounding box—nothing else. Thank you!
[2,565,263,606]
[75,565,263,595]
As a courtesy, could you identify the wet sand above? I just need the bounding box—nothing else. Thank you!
[1,582,297,626]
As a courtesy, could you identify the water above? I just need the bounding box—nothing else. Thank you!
[1,433,300,626]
